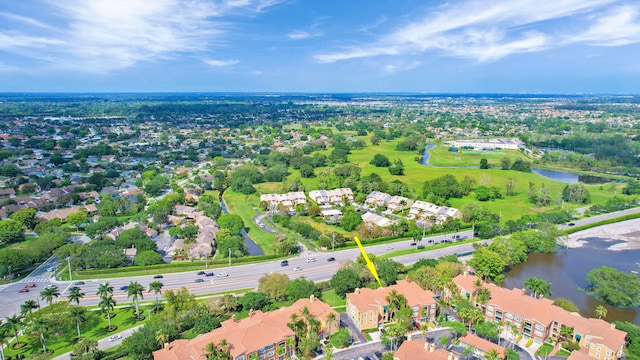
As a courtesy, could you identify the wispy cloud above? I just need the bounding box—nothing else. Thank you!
[0,0,282,73]
[288,30,311,40]
[204,59,240,67]
[315,0,621,64]
[568,5,640,46]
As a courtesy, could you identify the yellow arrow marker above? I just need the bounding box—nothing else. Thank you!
[353,236,382,286]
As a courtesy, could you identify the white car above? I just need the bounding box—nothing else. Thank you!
[217,273,229,277]
[109,334,122,342]
[306,257,316,263]
[385,245,393,250]
[294,266,303,271]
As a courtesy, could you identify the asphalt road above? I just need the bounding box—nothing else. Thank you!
[2,206,640,319]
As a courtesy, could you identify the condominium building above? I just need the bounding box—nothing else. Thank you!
[445,138,523,151]
[308,188,354,206]
[394,339,460,360]
[451,274,626,359]
[408,200,461,224]
[259,191,307,212]
[346,279,437,331]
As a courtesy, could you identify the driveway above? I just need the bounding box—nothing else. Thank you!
[52,324,143,360]
[340,313,367,344]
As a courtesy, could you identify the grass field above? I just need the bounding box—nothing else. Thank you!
[427,145,532,167]
[222,189,277,253]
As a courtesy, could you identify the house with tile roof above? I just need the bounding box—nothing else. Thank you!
[458,333,506,359]
[450,273,626,359]
[394,339,460,360]
[346,279,437,331]
[154,296,339,360]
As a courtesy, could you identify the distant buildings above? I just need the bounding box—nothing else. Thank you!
[308,188,354,206]
[408,200,461,224]
[364,191,413,213]
[259,192,307,212]
[445,138,523,151]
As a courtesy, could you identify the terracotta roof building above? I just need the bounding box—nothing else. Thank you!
[394,339,459,360]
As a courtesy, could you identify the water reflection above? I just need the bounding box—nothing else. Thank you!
[504,238,640,323]
[531,168,621,184]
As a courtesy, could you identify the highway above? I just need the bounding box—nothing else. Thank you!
[2,205,640,319]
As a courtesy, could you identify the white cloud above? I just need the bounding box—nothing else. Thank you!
[315,0,619,63]
[204,59,240,67]
[0,12,54,29]
[569,5,640,46]
[0,32,64,50]
[288,30,311,40]
[383,60,421,73]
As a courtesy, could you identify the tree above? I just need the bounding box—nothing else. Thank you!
[286,277,319,301]
[524,277,552,299]
[68,287,85,305]
[370,154,391,167]
[127,281,145,320]
[377,259,402,286]
[595,305,608,319]
[10,207,38,230]
[559,325,574,343]
[0,325,9,360]
[504,347,520,360]
[442,321,467,339]
[72,338,98,357]
[134,250,164,266]
[586,266,640,308]
[467,248,507,283]
[341,210,362,231]
[480,158,489,169]
[485,348,501,360]
[385,290,409,322]
[40,285,61,306]
[203,339,232,360]
[217,214,245,234]
[66,210,88,230]
[258,273,291,301]
[0,219,24,245]
[21,299,39,316]
[238,291,270,311]
[99,295,116,329]
[32,317,49,353]
[330,268,362,297]
[97,282,114,298]
[5,314,23,346]
[299,164,315,178]
[148,280,164,313]
[500,157,512,170]
[70,306,87,338]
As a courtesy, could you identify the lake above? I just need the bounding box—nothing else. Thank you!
[504,238,640,323]
[531,168,621,184]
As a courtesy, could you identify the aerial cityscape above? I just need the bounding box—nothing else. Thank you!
[1,1,640,360]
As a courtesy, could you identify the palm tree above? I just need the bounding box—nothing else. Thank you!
[70,306,87,338]
[523,277,552,299]
[595,305,608,319]
[40,285,61,306]
[504,347,520,360]
[485,348,501,360]
[559,325,574,343]
[96,282,113,298]
[148,280,164,313]
[155,330,169,349]
[326,312,337,338]
[5,314,23,346]
[0,326,9,360]
[20,300,39,316]
[99,295,116,329]
[126,281,145,320]
[68,287,85,305]
[31,317,48,353]
[385,290,408,322]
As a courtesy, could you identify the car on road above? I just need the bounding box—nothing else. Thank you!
[205,272,215,277]
[153,275,163,279]
[18,288,29,293]
[385,245,393,250]
[294,267,303,272]
[217,273,229,277]
[73,281,85,285]
[108,334,122,342]
[306,257,316,263]
[25,283,36,288]
[197,271,206,275]
[47,267,55,272]
[280,260,289,266]
[120,285,129,291]
[567,222,576,226]
[194,278,204,283]
[409,242,417,246]
[327,257,336,262]
[69,286,79,291]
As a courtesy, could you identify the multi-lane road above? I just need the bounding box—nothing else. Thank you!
[2,205,640,319]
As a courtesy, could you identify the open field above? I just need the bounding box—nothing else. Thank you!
[427,145,532,167]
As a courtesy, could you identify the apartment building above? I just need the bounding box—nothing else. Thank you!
[394,339,460,360]
[445,138,522,151]
[408,200,461,224]
[154,296,338,360]
[308,188,354,206]
[458,333,506,358]
[259,191,307,212]
[451,274,626,359]
[346,279,437,331]
[364,191,413,213]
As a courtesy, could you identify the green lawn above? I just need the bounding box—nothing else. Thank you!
[4,305,152,358]
[321,289,346,307]
[535,343,555,356]
[428,145,532,167]
[222,190,277,253]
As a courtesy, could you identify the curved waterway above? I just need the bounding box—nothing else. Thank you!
[504,238,640,323]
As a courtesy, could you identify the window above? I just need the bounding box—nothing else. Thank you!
[535,330,543,337]
[430,304,436,308]
[487,306,494,311]
[505,313,513,319]
[514,316,522,322]
[535,324,544,331]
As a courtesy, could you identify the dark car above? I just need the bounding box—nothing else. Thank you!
[409,242,417,246]
[70,286,79,291]
[73,281,85,285]
[327,257,336,262]
[194,278,204,283]
[25,283,36,288]
[197,271,206,275]
[153,275,163,279]
[567,222,576,226]
[280,260,289,266]
[120,285,129,291]
[205,272,215,277]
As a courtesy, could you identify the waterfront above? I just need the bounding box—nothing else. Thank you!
[504,237,640,323]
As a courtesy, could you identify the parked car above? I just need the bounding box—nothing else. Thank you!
[18,288,29,293]
[194,278,204,283]
[327,257,336,262]
[153,275,163,279]
[109,334,122,342]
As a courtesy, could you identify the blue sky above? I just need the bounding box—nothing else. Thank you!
[0,0,639,93]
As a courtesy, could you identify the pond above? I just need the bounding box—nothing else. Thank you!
[531,168,621,184]
[504,238,640,323]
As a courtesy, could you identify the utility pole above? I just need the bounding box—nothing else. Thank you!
[332,233,336,252]
[205,254,208,269]
[229,248,231,266]
[8,265,11,283]
[67,256,72,281]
